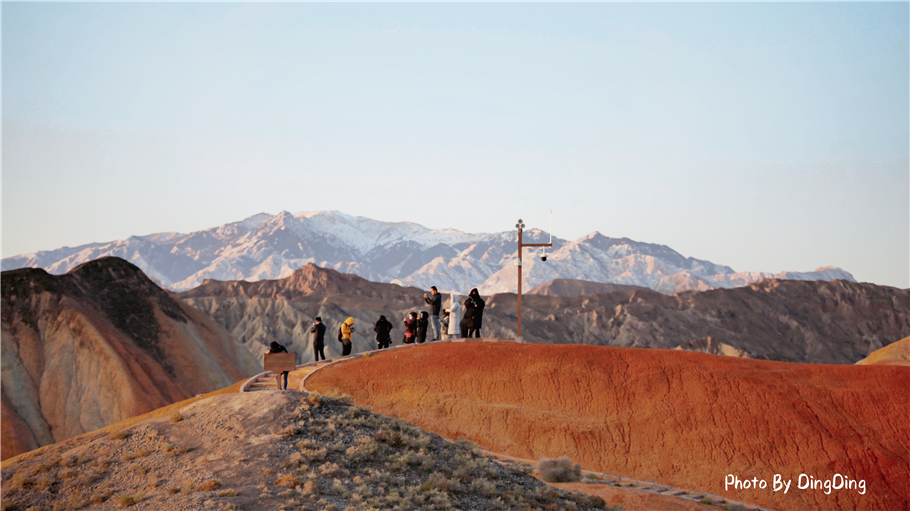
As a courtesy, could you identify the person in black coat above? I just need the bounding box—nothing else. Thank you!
[374,315,393,349]
[416,311,429,344]
[309,317,327,361]
[460,297,475,338]
[468,288,485,338]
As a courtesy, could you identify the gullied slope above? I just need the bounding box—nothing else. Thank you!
[0,257,260,460]
[495,278,910,363]
[856,337,910,366]
[178,263,433,363]
[180,266,910,364]
[306,342,910,511]
[526,278,650,297]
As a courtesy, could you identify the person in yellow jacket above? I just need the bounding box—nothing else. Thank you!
[339,317,355,357]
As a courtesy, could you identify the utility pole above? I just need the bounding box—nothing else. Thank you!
[514,218,551,343]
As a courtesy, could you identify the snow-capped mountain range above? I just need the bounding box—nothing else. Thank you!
[1,210,855,295]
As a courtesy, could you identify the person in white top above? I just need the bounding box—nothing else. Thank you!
[444,293,461,339]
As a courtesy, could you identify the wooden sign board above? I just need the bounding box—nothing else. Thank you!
[264,353,296,373]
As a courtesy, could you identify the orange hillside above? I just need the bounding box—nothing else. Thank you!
[306,342,910,511]
[856,337,910,366]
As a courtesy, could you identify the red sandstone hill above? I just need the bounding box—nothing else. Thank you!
[179,264,910,365]
[306,342,910,511]
[0,257,260,461]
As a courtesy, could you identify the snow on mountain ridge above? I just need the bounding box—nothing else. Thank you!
[1,210,855,295]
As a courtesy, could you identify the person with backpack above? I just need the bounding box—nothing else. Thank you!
[416,311,429,344]
[460,296,475,338]
[309,317,326,361]
[468,288,486,338]
[403,312,418,344]
[339,317,355,356]
[445,293,461,340]
[374,315,393,349]
[266,341,290,390]
[423,286,442,341]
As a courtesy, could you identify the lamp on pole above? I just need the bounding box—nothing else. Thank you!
[515,217,552,343]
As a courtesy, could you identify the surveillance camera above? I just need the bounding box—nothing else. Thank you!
[540,255,548,262]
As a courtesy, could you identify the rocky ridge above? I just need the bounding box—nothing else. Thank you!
[179,264,910,365]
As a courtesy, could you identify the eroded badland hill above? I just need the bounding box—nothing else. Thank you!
[180,263,910,365]
[1,258,260,460]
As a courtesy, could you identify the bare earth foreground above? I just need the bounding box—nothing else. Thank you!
[1,390,616,511]
[305,342,910,511]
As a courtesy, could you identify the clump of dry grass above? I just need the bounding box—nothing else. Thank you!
[277,423,304,436]
[116,494,142,508]
[197,479,222,492]
[274,473,302,488]
[169,411,185,423]
[538,457,582,483]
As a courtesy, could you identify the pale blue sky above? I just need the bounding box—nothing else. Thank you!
[3,2,908,288]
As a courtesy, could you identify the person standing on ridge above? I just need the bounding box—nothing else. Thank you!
[309,317,326,362]
[445,293,461,339]
[424,286,442,341]
[403,312,418,344]
[469,288,486,338]
[417,311,429,344]
[266,341,290,390]
[340,317,355,356]
[460,295,475,339]
[374,315,393,349]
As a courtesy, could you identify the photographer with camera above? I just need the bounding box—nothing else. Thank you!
[339,317,356,357]
[423,286,442,341]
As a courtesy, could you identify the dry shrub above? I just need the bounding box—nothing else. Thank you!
[274,474,301,488]
[117,494,142,508]
[216,488,239,497]
[198,479,222,492]
[277,423,303,436]
[301,480,319,497]
[322,388,354,405]
[373,429,403,447]
[538,457,582,483]
[345,435,380,462]
[169,411,185,423]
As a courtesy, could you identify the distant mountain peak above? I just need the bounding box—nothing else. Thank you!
[1,211,855,295]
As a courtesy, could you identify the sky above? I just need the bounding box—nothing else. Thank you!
[2,2,908,288]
